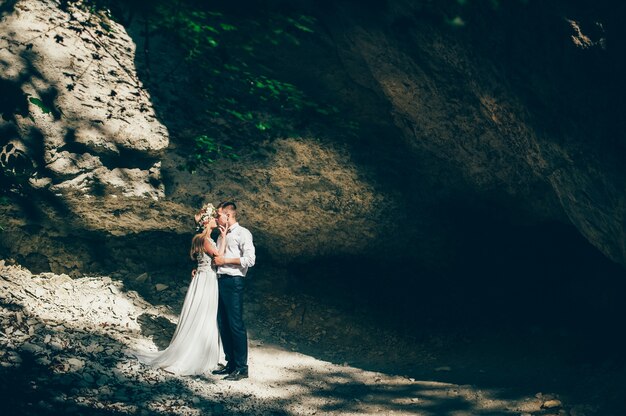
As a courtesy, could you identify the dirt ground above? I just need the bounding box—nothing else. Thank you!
[0,260,623,415]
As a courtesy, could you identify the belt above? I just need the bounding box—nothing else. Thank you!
[217,274,242,279]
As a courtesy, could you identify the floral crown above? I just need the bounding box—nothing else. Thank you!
[195,203,216,233]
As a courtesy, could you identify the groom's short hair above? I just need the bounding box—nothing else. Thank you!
[218,201,237,213]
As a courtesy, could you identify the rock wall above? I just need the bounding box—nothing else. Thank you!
[0,0,169,202]
[297,0,626,266]
[1,0,625,279]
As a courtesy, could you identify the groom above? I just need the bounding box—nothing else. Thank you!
[212,201,256,381]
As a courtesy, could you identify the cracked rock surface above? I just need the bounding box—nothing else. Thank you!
[0,0,167,199]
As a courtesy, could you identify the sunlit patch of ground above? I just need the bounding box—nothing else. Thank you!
[0,261,587,415]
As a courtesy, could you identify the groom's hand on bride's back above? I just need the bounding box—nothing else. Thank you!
[213,255,225,266]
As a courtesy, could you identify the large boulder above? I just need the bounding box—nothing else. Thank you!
[0,0,167,202]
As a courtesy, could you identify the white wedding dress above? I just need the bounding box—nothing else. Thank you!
[135,249,220,375]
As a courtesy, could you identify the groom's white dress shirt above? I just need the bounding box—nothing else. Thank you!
[216,222,256,277]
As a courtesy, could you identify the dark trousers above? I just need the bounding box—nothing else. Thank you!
[217,275,248,371]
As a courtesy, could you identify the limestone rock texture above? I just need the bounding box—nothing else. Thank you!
[1,0,625,280]
[257,0,626,268]
[0,0,167,198]
[225,0,626,271]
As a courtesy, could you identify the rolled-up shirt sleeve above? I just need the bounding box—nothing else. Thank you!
[239,229,256,268]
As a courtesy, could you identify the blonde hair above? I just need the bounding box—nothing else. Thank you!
[190,231,209,260]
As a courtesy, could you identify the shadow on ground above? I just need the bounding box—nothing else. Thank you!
[258,218,626,415]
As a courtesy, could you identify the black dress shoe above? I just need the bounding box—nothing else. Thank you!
[212,365,233,375]
[223,369,248,381]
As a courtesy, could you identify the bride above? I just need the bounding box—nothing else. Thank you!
[135,203,226,375]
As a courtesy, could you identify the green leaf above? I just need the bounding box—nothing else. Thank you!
[255,122,270,131]
[28,97,52,114]
[220,23,237,31]
[287,17,314,33]
[292,22,314,33]
[447,16,466,27]
[226,109,246,121]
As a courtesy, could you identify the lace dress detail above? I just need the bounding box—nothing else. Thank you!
[134,240,221,375]
[196,251,212,271]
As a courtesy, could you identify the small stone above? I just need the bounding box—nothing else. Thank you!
[49,340,63,350]
[21,343,44,354]
[83,373,95,383]
[542,400,562,409]
[135,273,150,283]
[435,366,451,372]
[67,358,85,370]
[155,284,168,292]
[54,274,73,284]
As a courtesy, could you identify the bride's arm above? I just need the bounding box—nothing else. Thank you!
[203,237,219,257]
[201,225,228,258]
[217,224,229,256]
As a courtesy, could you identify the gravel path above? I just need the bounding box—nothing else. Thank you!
[0,261,595,415]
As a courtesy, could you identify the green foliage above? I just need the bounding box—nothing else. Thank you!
[77,0,360,171]
[28,97,52,114]
[144,2,352,169]
[183,135,239,172]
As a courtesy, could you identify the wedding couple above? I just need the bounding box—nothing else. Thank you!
[135,201,255,381]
